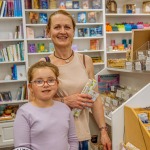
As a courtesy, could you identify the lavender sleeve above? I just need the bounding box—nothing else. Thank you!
[68,111,79,150]
[14,108,31,148]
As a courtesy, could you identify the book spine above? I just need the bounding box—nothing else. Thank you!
[7,0,12,17]
[19,42,25,61]
[0,0,6,17]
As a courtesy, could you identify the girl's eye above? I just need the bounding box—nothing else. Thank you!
[36,80,43,84]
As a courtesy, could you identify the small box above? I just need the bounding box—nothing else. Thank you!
[123,4,136,14]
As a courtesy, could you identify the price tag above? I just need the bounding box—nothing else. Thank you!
[135,61,141,70]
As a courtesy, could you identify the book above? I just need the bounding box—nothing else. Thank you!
[24,0,32,9]
[33,0,40,9]
[88,11,97,23]
[98,74,120,93]
[26,27,34,39]
[90,39,99,50]
[83,28,89,37]
[72,1,79,9]
[16,65,26,80]
[29,12,39,24]
[89,28,96,37]
[82,0,89,9]
[92,0,101,9]
[0,0,6,17]
[77,12,86,23]
[95,26,102,36]
[66,0,72,9]
[0,91,12,101]
[78,28,84,37]
[39,0,48,9]
[59,0,66,9]
[49,0,57,9]
[39,13,47,24]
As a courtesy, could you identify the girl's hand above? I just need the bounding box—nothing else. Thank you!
[64,93,94,109]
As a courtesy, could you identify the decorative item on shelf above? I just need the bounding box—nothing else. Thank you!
[123,4,136,14]
[29,12,39,24]
[28,43,36,53]
[106,0,117,13]
[106,23,112,32]
[142,1,150,13]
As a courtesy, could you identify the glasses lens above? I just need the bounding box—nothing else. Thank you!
[36,80,44,86]
[47,79,56,86]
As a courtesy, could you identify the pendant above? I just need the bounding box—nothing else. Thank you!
[65,59,69,63]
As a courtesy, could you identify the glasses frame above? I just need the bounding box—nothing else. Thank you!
[30,79,57,87]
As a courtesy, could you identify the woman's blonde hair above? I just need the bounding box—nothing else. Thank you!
[28,61,59,82]
[46,10,76,35]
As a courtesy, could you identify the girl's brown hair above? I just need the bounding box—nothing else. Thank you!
[28,61,59,82]
[46,10,76,35]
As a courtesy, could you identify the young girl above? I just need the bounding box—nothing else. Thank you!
[14,61,78,150]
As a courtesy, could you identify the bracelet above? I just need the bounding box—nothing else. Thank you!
[99,126,108,131]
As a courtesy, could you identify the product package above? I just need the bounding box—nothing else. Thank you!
[73,79,99,117]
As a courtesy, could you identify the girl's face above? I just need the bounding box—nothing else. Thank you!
[28,67,58,102]
[48,14,74,48]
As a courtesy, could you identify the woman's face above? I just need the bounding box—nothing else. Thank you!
[49,14,75,48]
[28,67,58,102]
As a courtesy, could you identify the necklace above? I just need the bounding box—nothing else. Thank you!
[54,51,74,63]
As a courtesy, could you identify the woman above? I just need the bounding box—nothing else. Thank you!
[40,10,112,150]
[14,61,78,150]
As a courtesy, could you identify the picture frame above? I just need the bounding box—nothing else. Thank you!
[123,4,136,14]
[142,1,150,13]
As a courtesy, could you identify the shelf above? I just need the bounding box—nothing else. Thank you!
[28,52,53,55]
[0,100,28,105]
[107,67,150,74]
[107,51,127,54]
[0,39,24,42]
[106,13,150,17]
[0,79,27,83]
[106,31,132,34]
[25,9,103,12]
[93,62,104,66]
[105,115,111,126]
[26,36,104,41]
[26,23,103,26]
[0,61,26,64]
[0,17,23,20]
[77,50,104,53]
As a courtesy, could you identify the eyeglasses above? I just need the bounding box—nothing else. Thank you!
[30,79,57,87]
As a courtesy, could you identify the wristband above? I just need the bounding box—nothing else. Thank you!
[99,126,108,131]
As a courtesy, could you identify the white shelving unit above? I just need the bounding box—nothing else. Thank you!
[95,68,150,149]
[25,5,105,74]
[105,0,150,63]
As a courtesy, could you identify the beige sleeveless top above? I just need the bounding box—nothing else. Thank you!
[57,53,91,141]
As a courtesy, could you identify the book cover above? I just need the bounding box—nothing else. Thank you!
[29,12,39,24]
[77,12,86,23]
[24,0,32,9]
[82,0,89,9]
[33,0,40,9]
[16,65,26,80]
[39,13,47,24]
[72,1,79,9]
[59,0,66,9]
[6,46,13,61]
[2,48,9,62]
[89,28,96,37]
[88,11,97,23]
[98,74,120,93]
[78,28,84,37]
[39,0,48,9]
[1,91,12,101]
[26,27,34,39]
[49,0,57,9]
[66,0,72,9]
[90,39,99,50]
[92,0,101,9]
[83,28,89,37]
[95,26,102,36]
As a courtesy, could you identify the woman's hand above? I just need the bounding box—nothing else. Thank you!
[64,93,94,109]
[100,130,112,150]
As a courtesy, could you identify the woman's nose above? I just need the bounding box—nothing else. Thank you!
[60,27,66,33]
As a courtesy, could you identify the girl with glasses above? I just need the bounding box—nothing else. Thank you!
[13,61,78,150]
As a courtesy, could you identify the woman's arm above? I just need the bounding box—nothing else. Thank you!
[68,111,79,150]
[85,55,112,150]
[14,109,31,148]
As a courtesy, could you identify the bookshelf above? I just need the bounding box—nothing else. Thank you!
[0,0,28,148]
